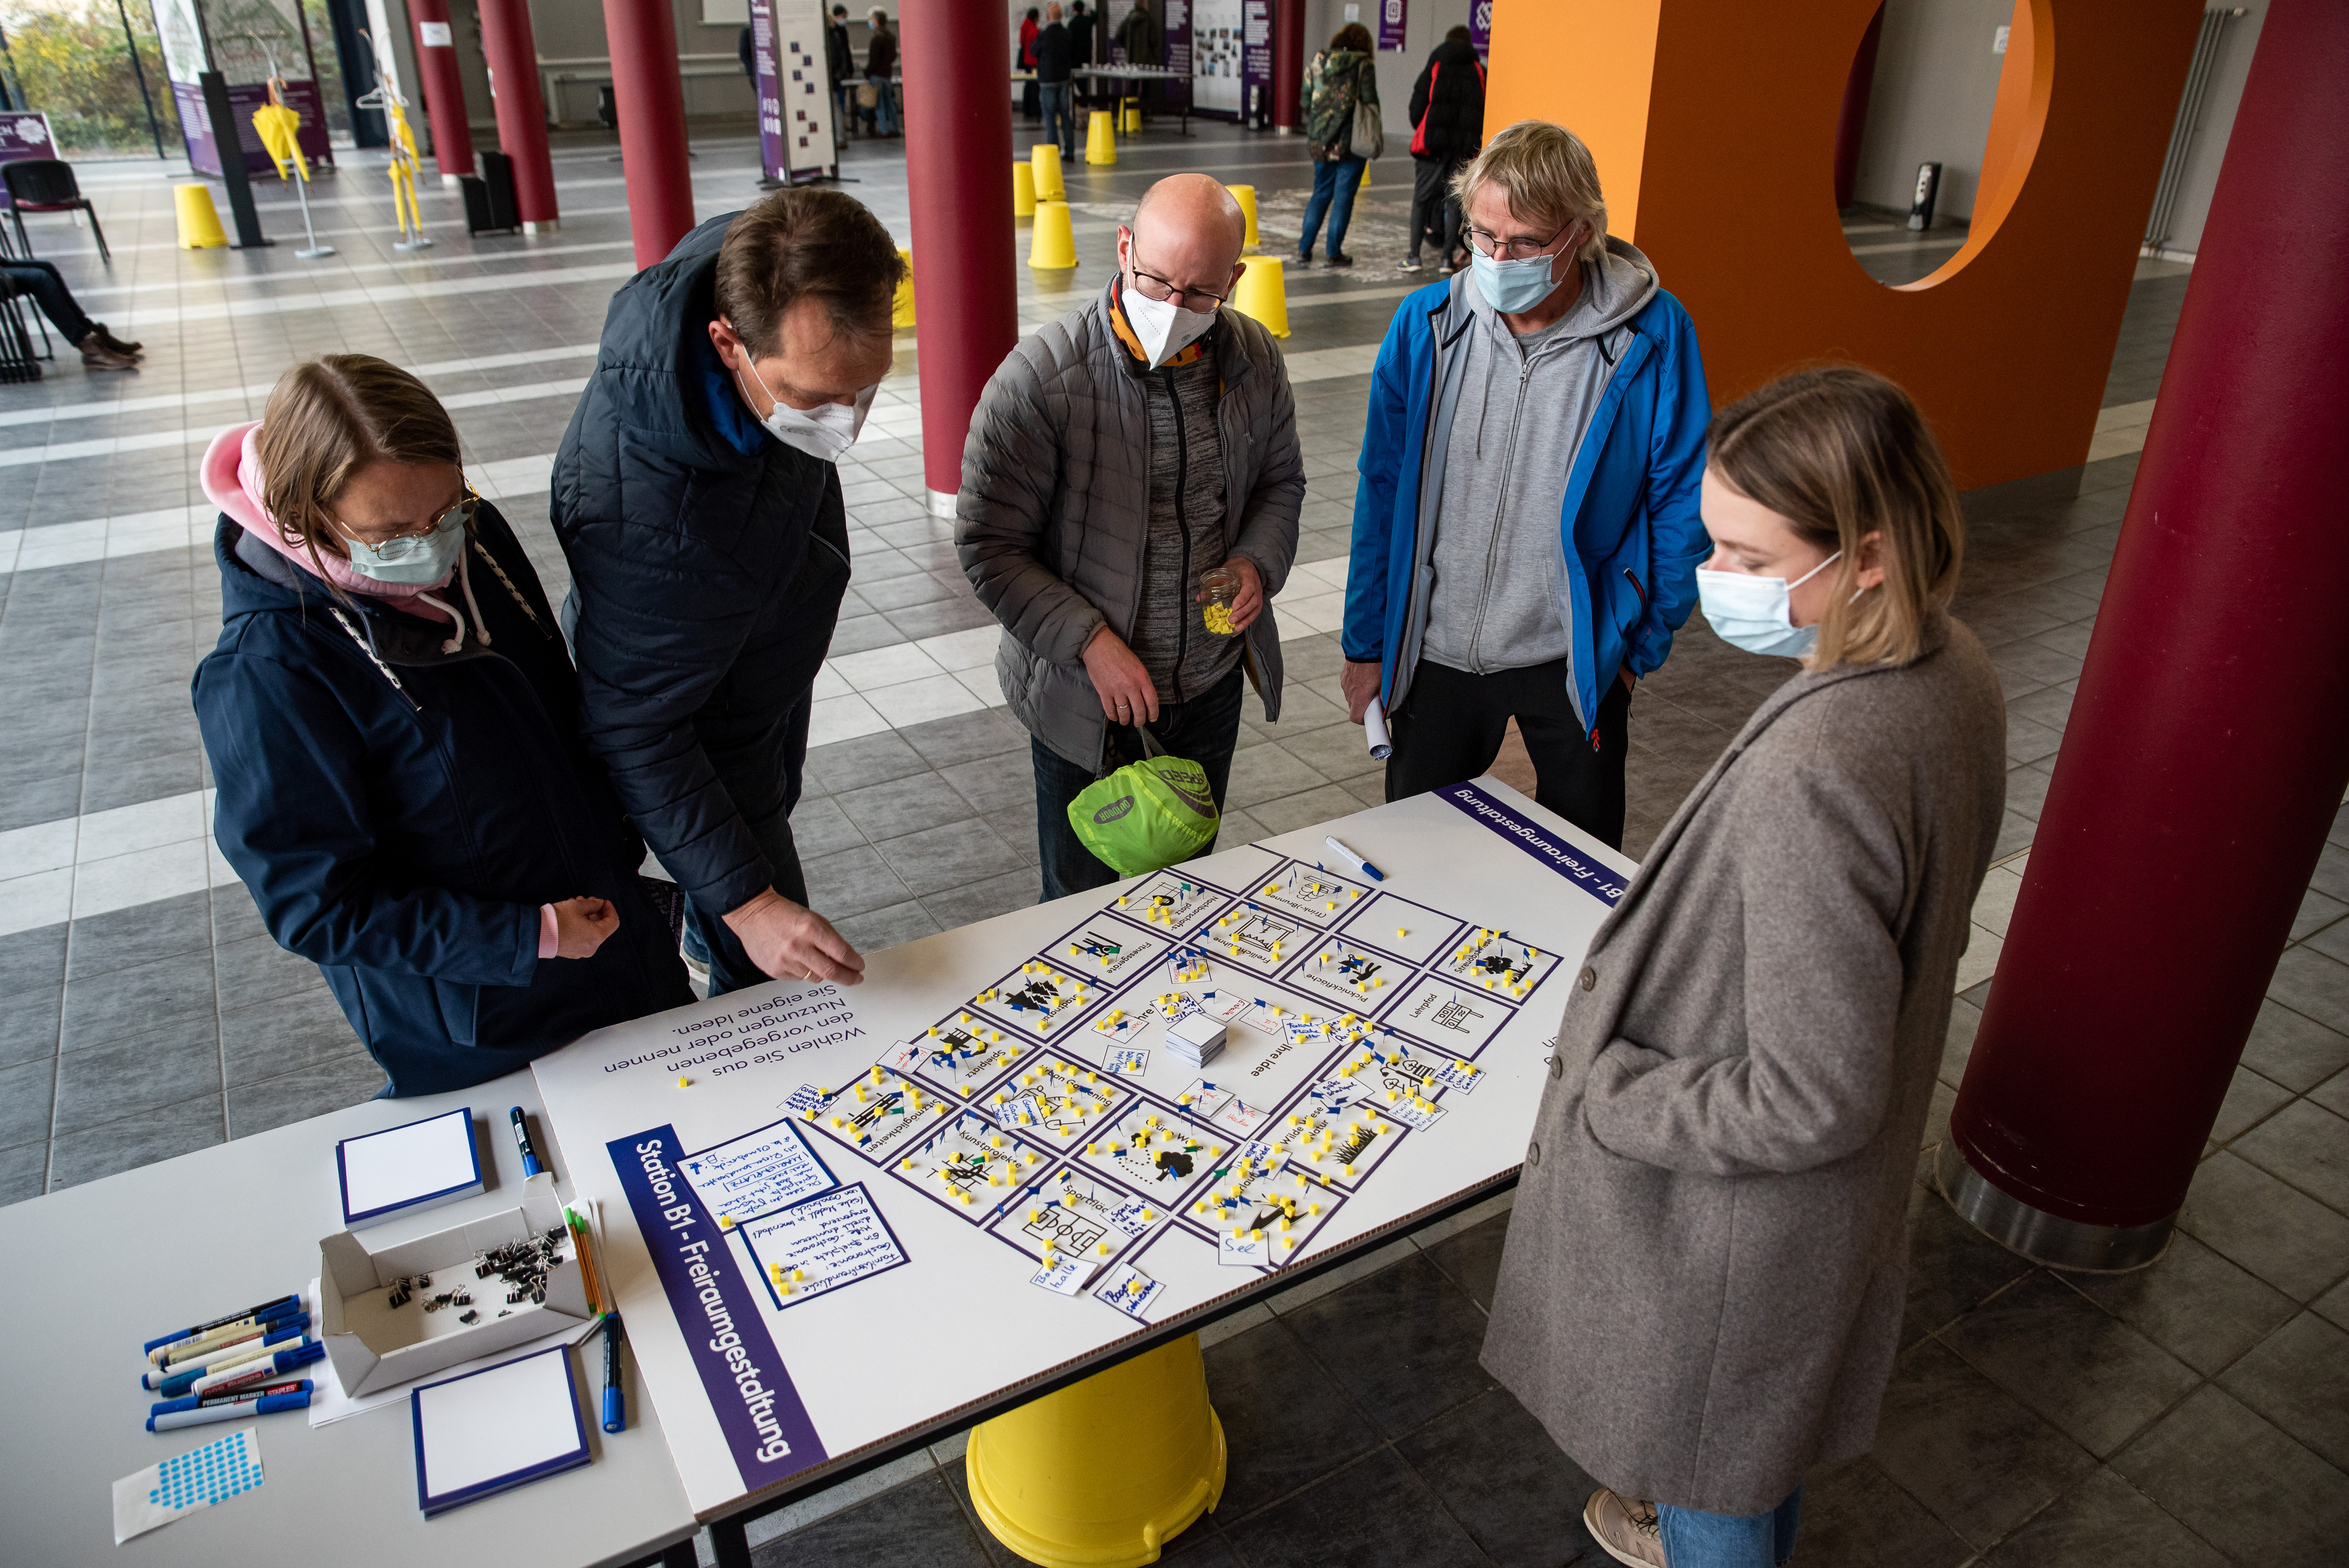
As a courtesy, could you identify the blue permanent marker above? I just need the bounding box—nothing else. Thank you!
[602,1316,626,1433]
[1323,836,1386,882]
[510,1107,544,1177]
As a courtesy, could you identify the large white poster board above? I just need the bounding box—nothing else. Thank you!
[533,780,1631,1516]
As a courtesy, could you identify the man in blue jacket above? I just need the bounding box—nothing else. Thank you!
[554,191,903,996]
[1340,120,1711,848]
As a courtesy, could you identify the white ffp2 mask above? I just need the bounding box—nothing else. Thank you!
[735,363,875,464]
[1121,282,1217,369]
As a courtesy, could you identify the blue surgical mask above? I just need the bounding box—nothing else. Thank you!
[1472,248,1568,315]
[1696,551,1842,658]
[337,503,469,586]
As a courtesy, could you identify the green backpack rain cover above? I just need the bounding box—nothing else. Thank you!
[1067,735,1220,877]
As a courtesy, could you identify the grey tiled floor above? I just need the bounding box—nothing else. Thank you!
[3,123,2346,1568]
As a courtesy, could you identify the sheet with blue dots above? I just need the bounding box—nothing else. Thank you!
[110,1426,266,1544]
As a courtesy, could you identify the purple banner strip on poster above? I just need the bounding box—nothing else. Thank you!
[1377,0,1408,53]
[1435,782,1628,906]
[610,1124,827,1488]
[1468,0,1491,61]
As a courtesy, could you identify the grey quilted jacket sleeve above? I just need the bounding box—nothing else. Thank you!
[957,337,1108,668]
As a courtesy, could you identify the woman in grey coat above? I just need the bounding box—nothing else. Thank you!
[1479,367,2005,1568]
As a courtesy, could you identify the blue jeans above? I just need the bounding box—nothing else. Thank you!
[865,74,897,135]
[1040,81,1076,158]
[1297,156,1365,259]
[1657,1487,1803,1568]
[1032,668,1245,902]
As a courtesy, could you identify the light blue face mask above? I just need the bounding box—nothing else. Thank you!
[1471,246,1569,315]
[337,499,470,586]
[1696,550,1842,658]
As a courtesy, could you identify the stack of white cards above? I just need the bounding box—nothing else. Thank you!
[1164,1012,1226,1069]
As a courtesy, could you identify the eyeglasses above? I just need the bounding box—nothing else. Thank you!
[332,488,477,554]
[1126,254,1230,310]
[1463,221,1574,263]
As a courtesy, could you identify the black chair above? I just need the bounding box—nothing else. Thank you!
[0,274,45,383]
[3,160,110,265]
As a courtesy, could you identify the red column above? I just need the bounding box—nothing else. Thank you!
[602,0,697,269]
[1272,0,1305,132]
[901,0,1019,513]
[408,0,476,181]
[1946,3,2349,1267]
[477,0,559,230]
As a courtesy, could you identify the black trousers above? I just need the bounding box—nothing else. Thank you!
[1408,155,1465,264]
[1385,657,1634,849]
[1,261,93,344]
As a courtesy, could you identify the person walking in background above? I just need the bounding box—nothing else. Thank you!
[1,258,140,370]
[958,175,1303,900]
[1019,7,1042,124]
[1342,121,1710,849]
[738,23,754,82]
[864,8,899,137]
[1403,25,1484,273]
[827,4,856,140]
[1483,366,2004,1568]
[1034,4,1077,161]
[553,190,904,998]
[1296,23,1378,267]
[192,357,692,1098]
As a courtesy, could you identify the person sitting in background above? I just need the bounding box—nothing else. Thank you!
[1296,22,1379,267]
[1482,365,2003,1568]
[192,356,692,1098]
[958,175,1303,900]
[0,258,140,370]
[1403,25,1485,273]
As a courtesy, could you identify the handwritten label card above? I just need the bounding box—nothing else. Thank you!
[681,1120,838,1224]
[1105,1047,1149,1076]
[743,1184,908,1308]
[1030,1253,1103,1296]
[1094,1262,1165,1320]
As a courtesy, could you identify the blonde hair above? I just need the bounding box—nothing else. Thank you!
[1452,120,1609,267]
[1706,365,1964,670]
[254,355,463,583]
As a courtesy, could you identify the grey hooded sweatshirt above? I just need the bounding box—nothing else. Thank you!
[1421,242,1661,674]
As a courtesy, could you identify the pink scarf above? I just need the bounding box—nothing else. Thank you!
[201,422,453,624]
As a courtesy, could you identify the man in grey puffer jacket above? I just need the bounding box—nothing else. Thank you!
[959,174,1304,900]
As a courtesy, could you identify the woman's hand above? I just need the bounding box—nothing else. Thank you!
[551,896,619,959]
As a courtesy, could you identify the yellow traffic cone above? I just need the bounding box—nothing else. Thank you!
[1226,184,1259,251]
[893,247,916,330]
[1085,110,1117,166]
[173,183,228,249]
[1229,254,1289,338]
[1028,200,1078,269]
[1014,163,1038,218]
[966,1333,1225,1568]
[1031,143,1066,200]
[1121,98,1141,134]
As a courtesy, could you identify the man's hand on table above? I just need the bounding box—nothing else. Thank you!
[723,888,866,985]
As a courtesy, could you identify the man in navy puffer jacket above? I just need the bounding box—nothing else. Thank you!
[554,191,904,996]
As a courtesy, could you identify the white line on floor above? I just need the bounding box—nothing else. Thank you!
[110,261,638,331]
[63,240,642,303]
[0,344,600,431]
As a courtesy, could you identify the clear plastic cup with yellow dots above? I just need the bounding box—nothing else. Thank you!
[1199,565,1241,636]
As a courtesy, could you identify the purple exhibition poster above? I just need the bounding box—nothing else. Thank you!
[1378,0,1407,53]
[1469,0,1491,61]
[0,110,57,211]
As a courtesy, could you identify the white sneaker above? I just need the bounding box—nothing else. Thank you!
[1586,1488,1668,1568]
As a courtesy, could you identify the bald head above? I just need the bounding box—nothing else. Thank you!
[1122,175,1248,313]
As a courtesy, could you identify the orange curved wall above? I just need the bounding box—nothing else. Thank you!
[1483,0,2205,487]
